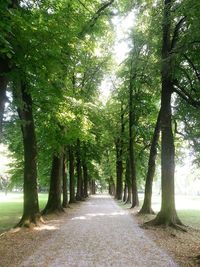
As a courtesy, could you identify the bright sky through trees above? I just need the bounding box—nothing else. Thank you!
[99,11,135,103]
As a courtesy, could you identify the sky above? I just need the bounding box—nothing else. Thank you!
[99,11,135,103]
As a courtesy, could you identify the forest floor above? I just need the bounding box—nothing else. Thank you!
[0,195,199,267]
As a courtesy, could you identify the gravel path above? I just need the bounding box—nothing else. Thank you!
[20,195,178,267]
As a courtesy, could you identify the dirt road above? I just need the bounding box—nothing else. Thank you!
[19,195,177,267]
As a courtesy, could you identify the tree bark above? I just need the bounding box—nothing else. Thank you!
[62,154,68,208]
[15,82,40,227]
[115,105,124,200]
[147,0,182,226]
[115,138,123,200]
[0,0,19,137]
[125,157,132,204]
[123,182,127,202]
[91,180,96,194]
[129,79,139,208]
[0,58,9,140]
[108,176,115,196]
[83,163,88,198]
[76,138,83,200]
[139,110,161,214]
[69,145,76,203]
[42,154,64,214]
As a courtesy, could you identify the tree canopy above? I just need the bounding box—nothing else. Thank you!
[0,0,200,229]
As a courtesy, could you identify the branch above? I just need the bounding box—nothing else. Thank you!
[173,83,200,108]
[178,66,196,92]
[77,0,92,13]
[79,0,115,37]
[174,119,185,137]
[183,54,200,83]
[171,17,186,51]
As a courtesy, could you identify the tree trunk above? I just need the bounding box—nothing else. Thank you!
[0,0,18,137]
[76,138,83,200]
[69,145,76,203]
[123,182,127,202]
[115,138,123,200]
[115,105,124,200]
[139,110,161,214]
[15,82,40,227]
[91,180,96,194]
[42,154,64,214]
[83,163,88,198]
[0,58,9,140]
[62,154,68,208]
[108,176,115,196]
[148,0,182,226]
[124,157,132,204]
[129,79,139,208]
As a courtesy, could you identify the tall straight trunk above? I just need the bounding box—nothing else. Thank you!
[91,180,96,194]
[0,0,18,136]
[108,176,115,196]
[83,163,88,198]
[115,105,124,200]
[123,183,127,202]
[125,157,132,204]
[127,185,132,204]
[42,154,64,214]
[149,0,182,226]
[0,58,9,139]
[115,138,123,200]
[69,145,76,203]
[62,154,68,208]
[0,76,7,139]
[129,80,139,208]
[15,82,40,227]
[76,138,83,200]
[139,110,161,214]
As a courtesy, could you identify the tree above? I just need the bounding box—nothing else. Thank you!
[14,80,40,227]
[69,145,76,204]
[62,153,69,208]
[147,0,182,226]
[42,153,64,214]
[139,110,160,214]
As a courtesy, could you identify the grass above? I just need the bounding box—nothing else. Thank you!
[177,210,200,229]
[0,192,48,232]
[1,192,200,232]
[119,194,200,229]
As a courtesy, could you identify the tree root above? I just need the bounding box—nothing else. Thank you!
[15,214,44,228]
[144,214,187,232]
[138,207,155,215]
[41,206,65,216]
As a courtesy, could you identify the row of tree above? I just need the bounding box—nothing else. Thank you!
[0,0,117,227]
[104,0,200,228]
[1,0,200,230]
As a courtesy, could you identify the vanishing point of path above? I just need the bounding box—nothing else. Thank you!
[21,195,177,267]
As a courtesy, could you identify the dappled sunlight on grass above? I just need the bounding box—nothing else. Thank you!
[137,193,200,229]
[0,193,23,203]
[0,192,48,232]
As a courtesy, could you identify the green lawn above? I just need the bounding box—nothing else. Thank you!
[123,194,200,229]
[177,209,200,229]
[0,193,48,232]
[0,193,200,232]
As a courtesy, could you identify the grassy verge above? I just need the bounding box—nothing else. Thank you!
[0,193,48,232]
[117,194,200,229]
